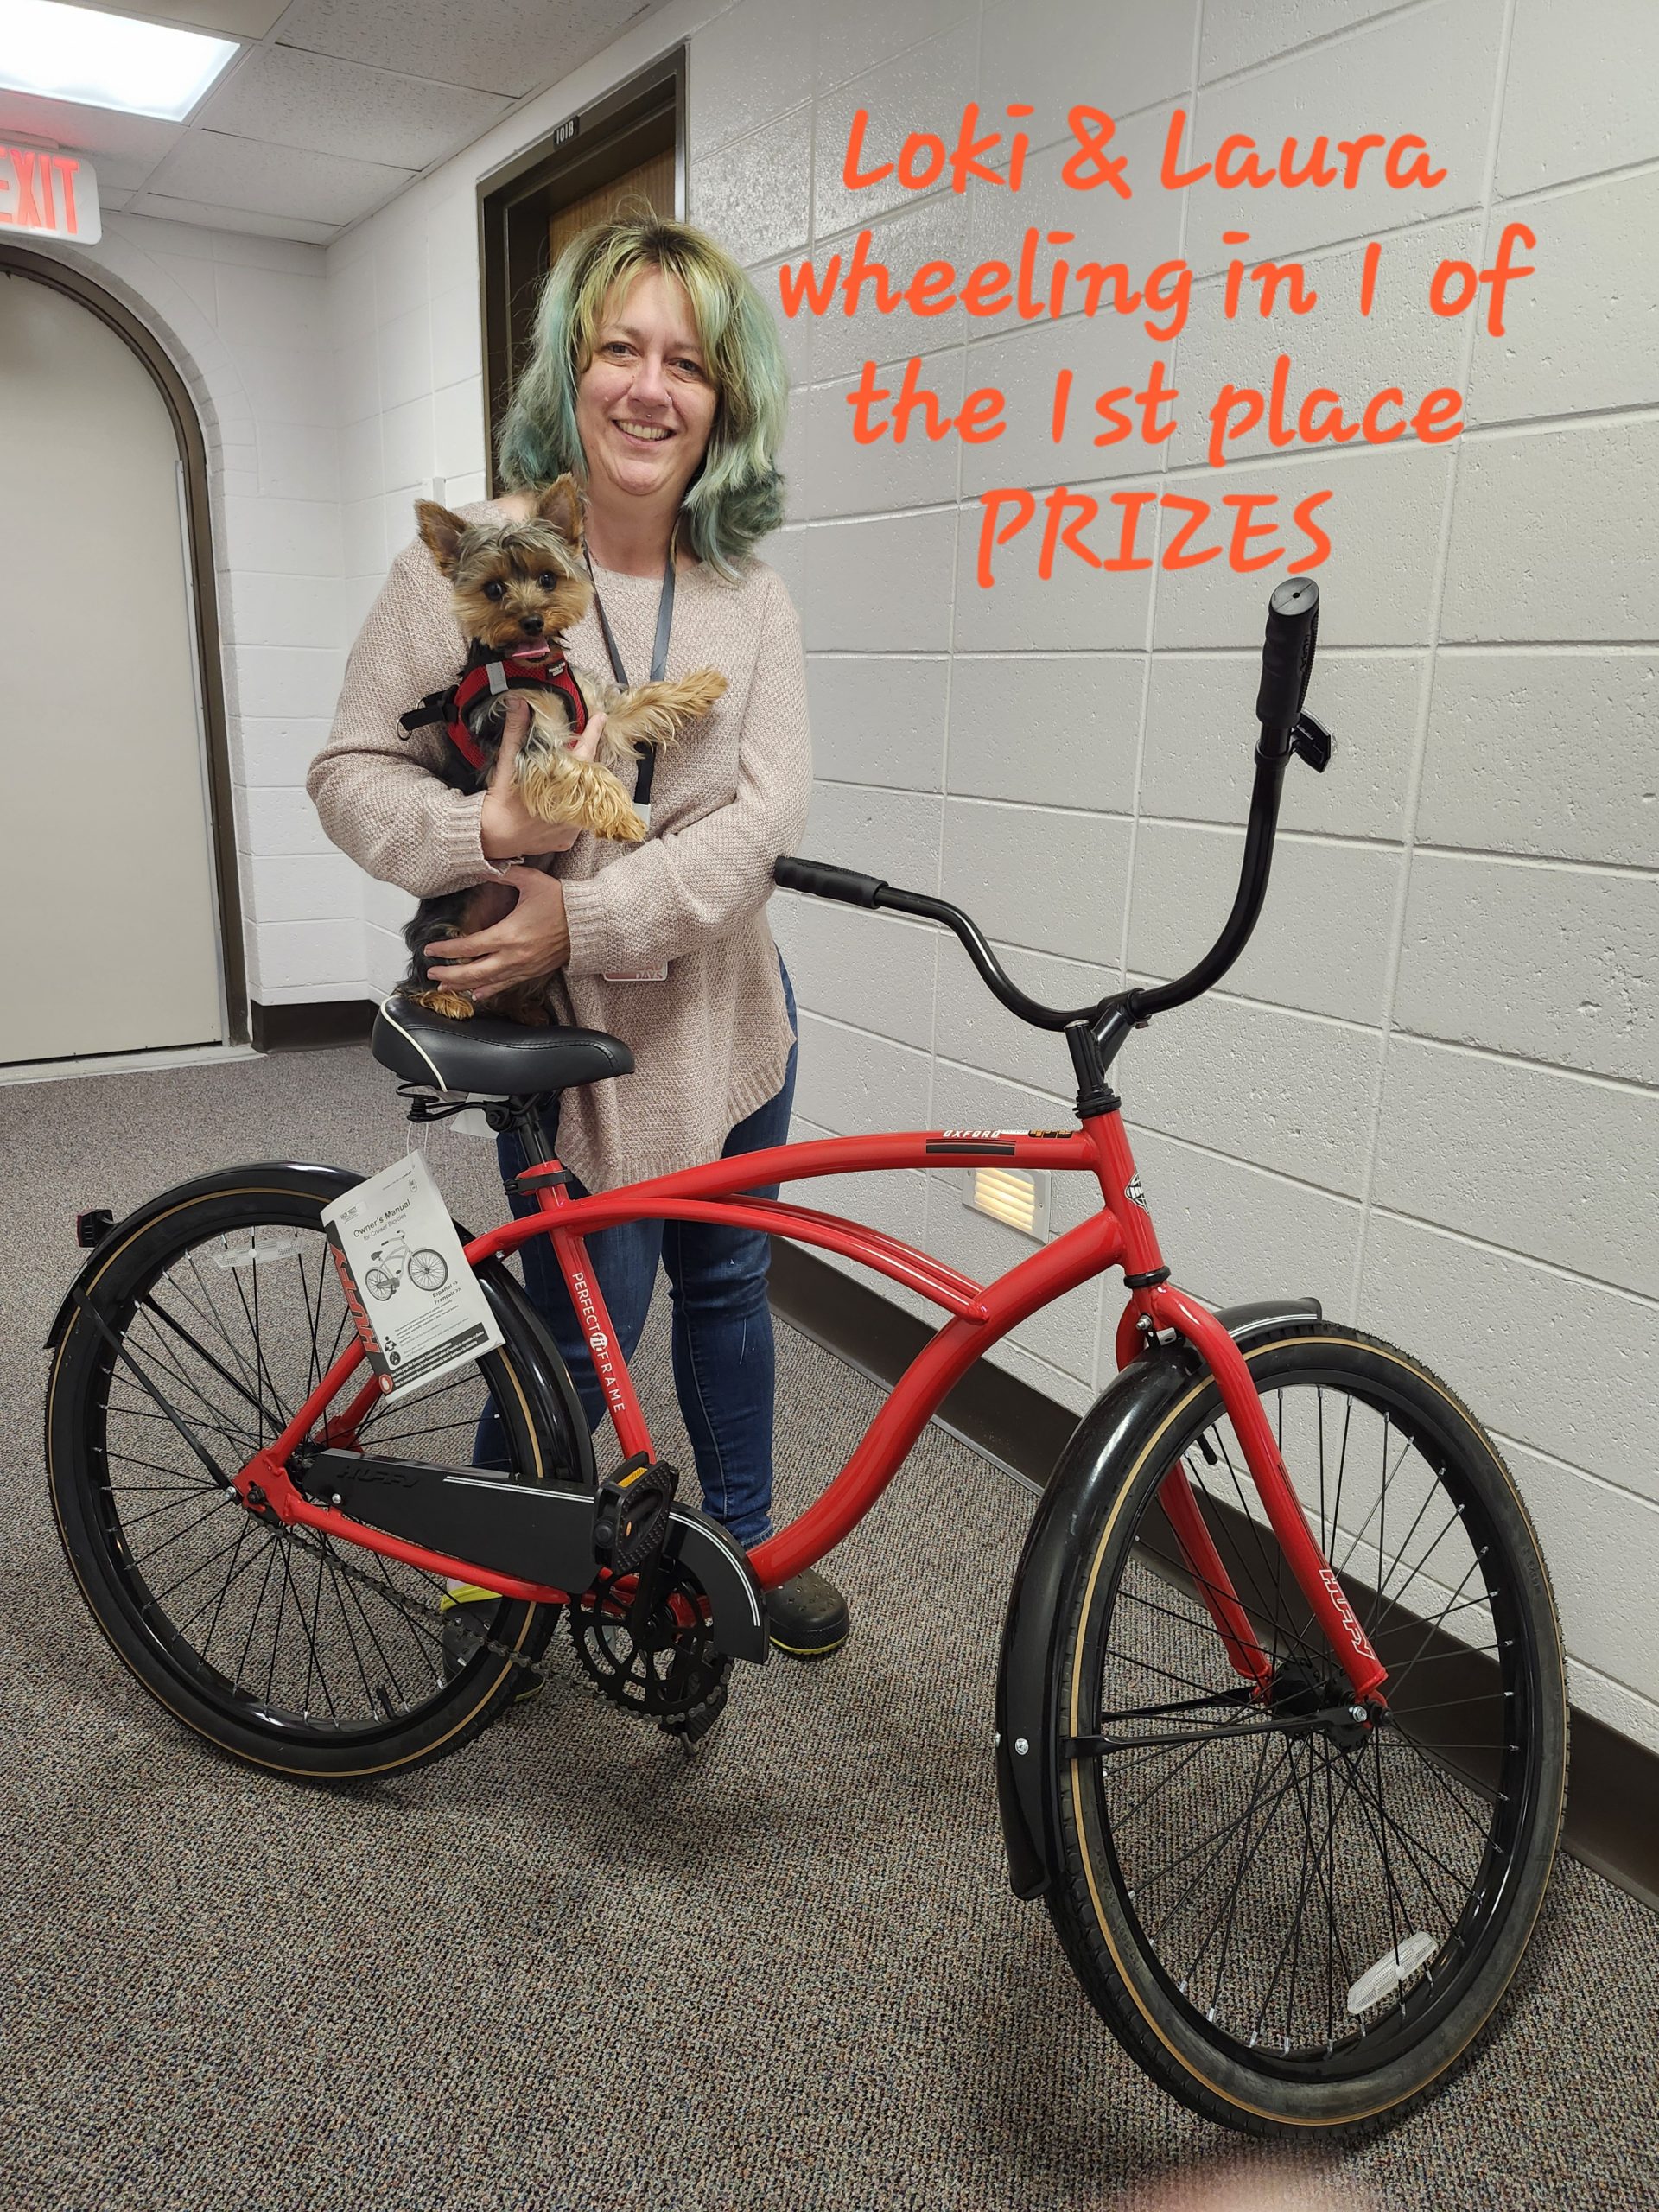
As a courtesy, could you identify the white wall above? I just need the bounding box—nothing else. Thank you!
[26,0,1657,1751]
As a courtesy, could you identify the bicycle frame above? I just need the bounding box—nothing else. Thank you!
[240,1109,1388,1707]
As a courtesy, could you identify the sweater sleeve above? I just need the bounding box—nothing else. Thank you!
[560,569,813,977]
[306,541,496,899]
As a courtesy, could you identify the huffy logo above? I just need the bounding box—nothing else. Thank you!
[1319,1566,1377,1660]
[1125,1174,1149,1211]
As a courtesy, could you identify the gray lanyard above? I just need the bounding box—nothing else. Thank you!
[584,543,676,815]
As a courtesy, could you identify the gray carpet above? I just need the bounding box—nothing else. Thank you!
[2,1046,1655,2212]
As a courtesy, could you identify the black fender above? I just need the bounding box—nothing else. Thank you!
[45,1160,595,1492]
[994,1298,1322,1901]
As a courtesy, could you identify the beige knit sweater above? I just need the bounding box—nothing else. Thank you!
[307,500,811,1192]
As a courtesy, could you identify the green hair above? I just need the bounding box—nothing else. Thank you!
[496,207,789,580]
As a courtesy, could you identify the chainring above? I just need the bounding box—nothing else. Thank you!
[569,1563,732,1729]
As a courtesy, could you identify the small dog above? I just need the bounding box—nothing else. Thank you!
[396,476,725,1024]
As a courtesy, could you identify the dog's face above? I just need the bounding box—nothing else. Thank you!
[415,476,592,653]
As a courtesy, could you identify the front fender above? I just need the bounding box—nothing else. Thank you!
[994,1296,1321,1900]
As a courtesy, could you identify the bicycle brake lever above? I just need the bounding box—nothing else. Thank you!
[1290,712,1334,772]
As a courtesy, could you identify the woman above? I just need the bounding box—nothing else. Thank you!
[307,213,848,1659]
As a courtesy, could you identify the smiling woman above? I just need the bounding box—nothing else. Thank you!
[306,212,850,1660]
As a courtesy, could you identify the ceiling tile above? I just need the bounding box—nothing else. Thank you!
[194,41,511,169]
[127,188,338,244]
[271,0,658,97]
[146,127,412,223]
[103,2,287,31]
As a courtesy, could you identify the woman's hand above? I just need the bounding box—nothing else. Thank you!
[479,695,608,859]
[423,868,570,1001]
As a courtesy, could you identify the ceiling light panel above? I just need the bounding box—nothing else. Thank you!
[0,1,239,123]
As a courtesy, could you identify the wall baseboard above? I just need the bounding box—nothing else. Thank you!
[766,1244,1659,1912]
[250,1000,378,1053]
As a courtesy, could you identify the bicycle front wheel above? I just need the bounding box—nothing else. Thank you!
[47,1166,573,1782]
[1044,1324,1567,2136]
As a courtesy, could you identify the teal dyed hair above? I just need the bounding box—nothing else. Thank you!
[496,208,789,579]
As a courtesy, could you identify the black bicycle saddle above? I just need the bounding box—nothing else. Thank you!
[371,995,634,1097]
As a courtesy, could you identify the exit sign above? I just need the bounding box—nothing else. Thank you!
[0,147,101,245]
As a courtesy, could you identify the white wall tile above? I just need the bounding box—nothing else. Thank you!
[226,573,349,651]
[246,852,361,925]
[943,798,1133,966]
[1466,170,1659,426]
[1117,994,1382,1195]
[1373,1037,1659,1296]
[1359,1212,1659,1500]
[1128,1127,1363,1319]
[234,716,331,786]
[376,303,433,414]
[1141,651,1423,840]
[804,781,944,892]
[1150,444,1452,649]
[1395,853,1657,1084]
[1418,653,1659,868]
[1497,0,1659,196]
[1442,418,1659,643]
[692,106,813,265]
[809,191,974,382]
[812,22,978,238]
[984,0,1197,132]
[806,654,949,791]
[804,349,965,519]
[793,1010,933,1134]
[382,393,435,491]
[221,494,340,576]
[1199,0,1408,83]
[772,899,938,1048]
[256,418,339,503]
[1183,0,1506,274]
[804,511,959,652]
[946,652,1145,813]
[933,939,1116,1095]
[241,785,338,857]
[1128,821,1403,1024]
[957,469,1158,652]
[690,0,817,158]
[433,376,486,481]
[811,0,976,99]
[232,645,346,720]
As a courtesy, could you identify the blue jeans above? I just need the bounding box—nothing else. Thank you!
[475,964,798,1550]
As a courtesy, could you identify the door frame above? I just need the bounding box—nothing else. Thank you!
[0,243,247,1046]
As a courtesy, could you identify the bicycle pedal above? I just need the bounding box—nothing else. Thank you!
[592,1454,679,1577]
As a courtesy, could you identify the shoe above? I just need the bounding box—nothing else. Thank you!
[440,1585,546,1702]
[766,1567,849,1659]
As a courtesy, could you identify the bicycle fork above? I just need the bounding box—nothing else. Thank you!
[1093,1112,1388,1708]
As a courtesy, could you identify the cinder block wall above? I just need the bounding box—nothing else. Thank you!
[36,0,1657,1751]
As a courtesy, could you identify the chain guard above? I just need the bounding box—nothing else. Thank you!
[569,1562,733,1736]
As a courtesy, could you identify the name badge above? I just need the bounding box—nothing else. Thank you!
[602,965,669,983]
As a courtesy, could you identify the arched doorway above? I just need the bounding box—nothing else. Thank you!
[0,246,244,1065]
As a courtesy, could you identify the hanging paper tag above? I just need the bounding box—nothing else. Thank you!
[321,1152,503,1397]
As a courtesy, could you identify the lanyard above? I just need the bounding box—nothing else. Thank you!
[584,541,676,817]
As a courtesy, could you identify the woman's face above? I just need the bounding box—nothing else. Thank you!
[575,267,719,518]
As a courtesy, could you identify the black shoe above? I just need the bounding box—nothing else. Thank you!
[766,1567,849,1659]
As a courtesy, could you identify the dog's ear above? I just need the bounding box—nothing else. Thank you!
[415,500,467,575]
[534,474,584,549]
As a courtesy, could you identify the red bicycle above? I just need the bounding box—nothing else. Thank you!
[47,580,1567,2136]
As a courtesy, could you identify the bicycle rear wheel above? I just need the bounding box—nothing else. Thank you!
[1044,1324,1567,2136]
[47,1166,574,1781]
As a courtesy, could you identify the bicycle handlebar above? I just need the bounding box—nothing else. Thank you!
[773,580,1328,1062]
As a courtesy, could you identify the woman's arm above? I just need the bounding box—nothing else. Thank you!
[560,569,813,977]
[307,543,496,899]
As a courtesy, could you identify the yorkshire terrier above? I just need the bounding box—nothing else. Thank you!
[396,475,726,1024]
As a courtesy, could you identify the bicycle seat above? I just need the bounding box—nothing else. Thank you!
[371,996,634,1097]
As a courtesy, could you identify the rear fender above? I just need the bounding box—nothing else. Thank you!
[995,1297,1321,1900]
[44,1160,595,1491]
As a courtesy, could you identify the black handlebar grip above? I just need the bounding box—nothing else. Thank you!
[772,855,887,906]
[1255,576,1320,736]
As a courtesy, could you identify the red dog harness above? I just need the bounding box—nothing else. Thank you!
[398,639,588,773]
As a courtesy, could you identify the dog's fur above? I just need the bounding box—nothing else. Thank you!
[398,477,725,1025]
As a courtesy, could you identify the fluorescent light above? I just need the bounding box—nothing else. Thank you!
[964,1165,1048,1242]
[0,1,238,123]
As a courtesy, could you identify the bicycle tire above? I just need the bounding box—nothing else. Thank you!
[363,1266,397,1302]
[47,1166,570,1783]
[1042,1323,1567,2137]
